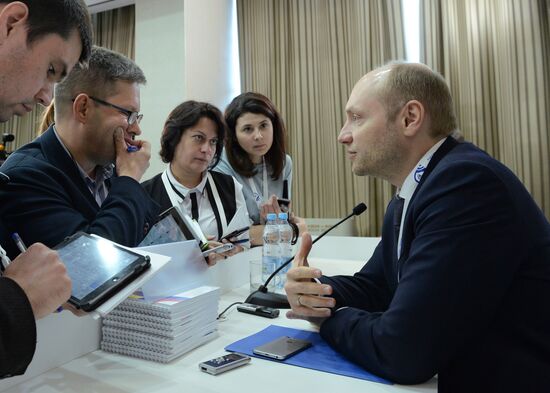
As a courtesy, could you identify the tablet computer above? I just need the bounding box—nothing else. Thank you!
[54,232,151,311]
[158,206,208,250]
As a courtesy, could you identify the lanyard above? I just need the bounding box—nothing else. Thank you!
[161,170,229,238]
[247,157,268,206]
[205,172,229,236]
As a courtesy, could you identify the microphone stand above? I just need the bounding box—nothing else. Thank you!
[245,203,367,309]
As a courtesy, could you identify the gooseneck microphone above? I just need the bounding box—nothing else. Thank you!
[245,202,367,309]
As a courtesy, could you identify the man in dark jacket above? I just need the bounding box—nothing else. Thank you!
[0,0,93,379]
[285,62,550,392]
[0,46,159,259]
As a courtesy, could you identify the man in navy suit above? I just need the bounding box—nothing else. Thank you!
[285,62,550,392]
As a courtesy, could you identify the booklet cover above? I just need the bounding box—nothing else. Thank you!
[225,324,391,384]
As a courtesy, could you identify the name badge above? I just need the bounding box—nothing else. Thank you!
[414,165,426,183]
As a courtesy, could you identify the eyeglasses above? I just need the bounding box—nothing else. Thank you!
[88,96,143,125]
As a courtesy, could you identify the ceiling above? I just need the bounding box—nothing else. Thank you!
[85,0,135,14]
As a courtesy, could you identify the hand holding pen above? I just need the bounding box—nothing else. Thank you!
[2,241,72,319]
[10,233,65,313]
[113,127,151,181]
[12,232,27,253]
[125,130,140,152]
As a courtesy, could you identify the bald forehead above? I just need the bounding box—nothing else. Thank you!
[345,72,382,113]
[346,62,431,111]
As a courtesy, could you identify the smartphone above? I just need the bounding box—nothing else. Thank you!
[202,243,235,257]
[220,226,249,242]
[277,198,290,213]
[199,353,251,375]
[253,336,312,360]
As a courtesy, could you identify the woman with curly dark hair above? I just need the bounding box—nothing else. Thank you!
[142,100,249,264]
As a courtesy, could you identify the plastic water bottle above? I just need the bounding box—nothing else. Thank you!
[278,212,293,281]
[262,213,281,289]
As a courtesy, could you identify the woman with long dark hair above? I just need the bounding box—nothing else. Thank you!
[215,92,305,245]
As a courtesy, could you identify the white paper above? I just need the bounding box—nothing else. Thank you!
[89,246,171,318]
[138,240,210,301]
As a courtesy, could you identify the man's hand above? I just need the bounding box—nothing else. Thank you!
[4,243,71,319]
[284,233,335,326]
[114,127,151,181]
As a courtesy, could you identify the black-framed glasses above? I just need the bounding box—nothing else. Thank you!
[89,96,143,125]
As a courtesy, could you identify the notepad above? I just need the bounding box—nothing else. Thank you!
[101,286,221,363]
[225,325,391,384]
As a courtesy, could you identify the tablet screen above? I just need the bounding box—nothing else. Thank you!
[138,210,188,247]
[56,233,148,304]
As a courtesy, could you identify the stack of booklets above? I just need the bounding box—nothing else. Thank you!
[101,285,220,363]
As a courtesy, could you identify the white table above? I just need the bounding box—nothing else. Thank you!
[3,285,436,393]
[2,237,437,392]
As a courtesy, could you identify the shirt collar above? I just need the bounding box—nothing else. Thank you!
[398,138,446,200]
[166,165,208,198]
[52,125,114,183]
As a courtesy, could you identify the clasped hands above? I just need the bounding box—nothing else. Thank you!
[284,232,336,327]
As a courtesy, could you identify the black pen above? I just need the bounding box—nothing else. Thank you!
[231,238,250,245]
[11,232,27,253]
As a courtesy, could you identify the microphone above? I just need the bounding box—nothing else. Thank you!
[2,134,14,143]
[245,202,367,309]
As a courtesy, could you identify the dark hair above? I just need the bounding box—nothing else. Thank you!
[224,92,286,180]
[160,101,226,168]
[54,46,146,118]
[1,0,93,64]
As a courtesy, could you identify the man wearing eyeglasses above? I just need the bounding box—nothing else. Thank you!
[0,46,159,258]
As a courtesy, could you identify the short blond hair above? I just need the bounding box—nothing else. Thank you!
[375,62,457,138]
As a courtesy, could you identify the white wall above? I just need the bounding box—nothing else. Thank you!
[134,0,185,179]
[184,0,237,109]
[135,0,236,180]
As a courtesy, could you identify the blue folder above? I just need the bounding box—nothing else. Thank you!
[225,324,391,384]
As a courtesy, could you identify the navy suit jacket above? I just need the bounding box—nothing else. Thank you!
[320,137,550,392]
[0,126,159,258]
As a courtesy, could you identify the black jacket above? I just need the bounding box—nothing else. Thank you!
[0,276,35,378]
[0,126,159,258]
[320,138,550,392]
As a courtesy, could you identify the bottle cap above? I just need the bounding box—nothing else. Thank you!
[278,212,288,220]
[266,213,277,221]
